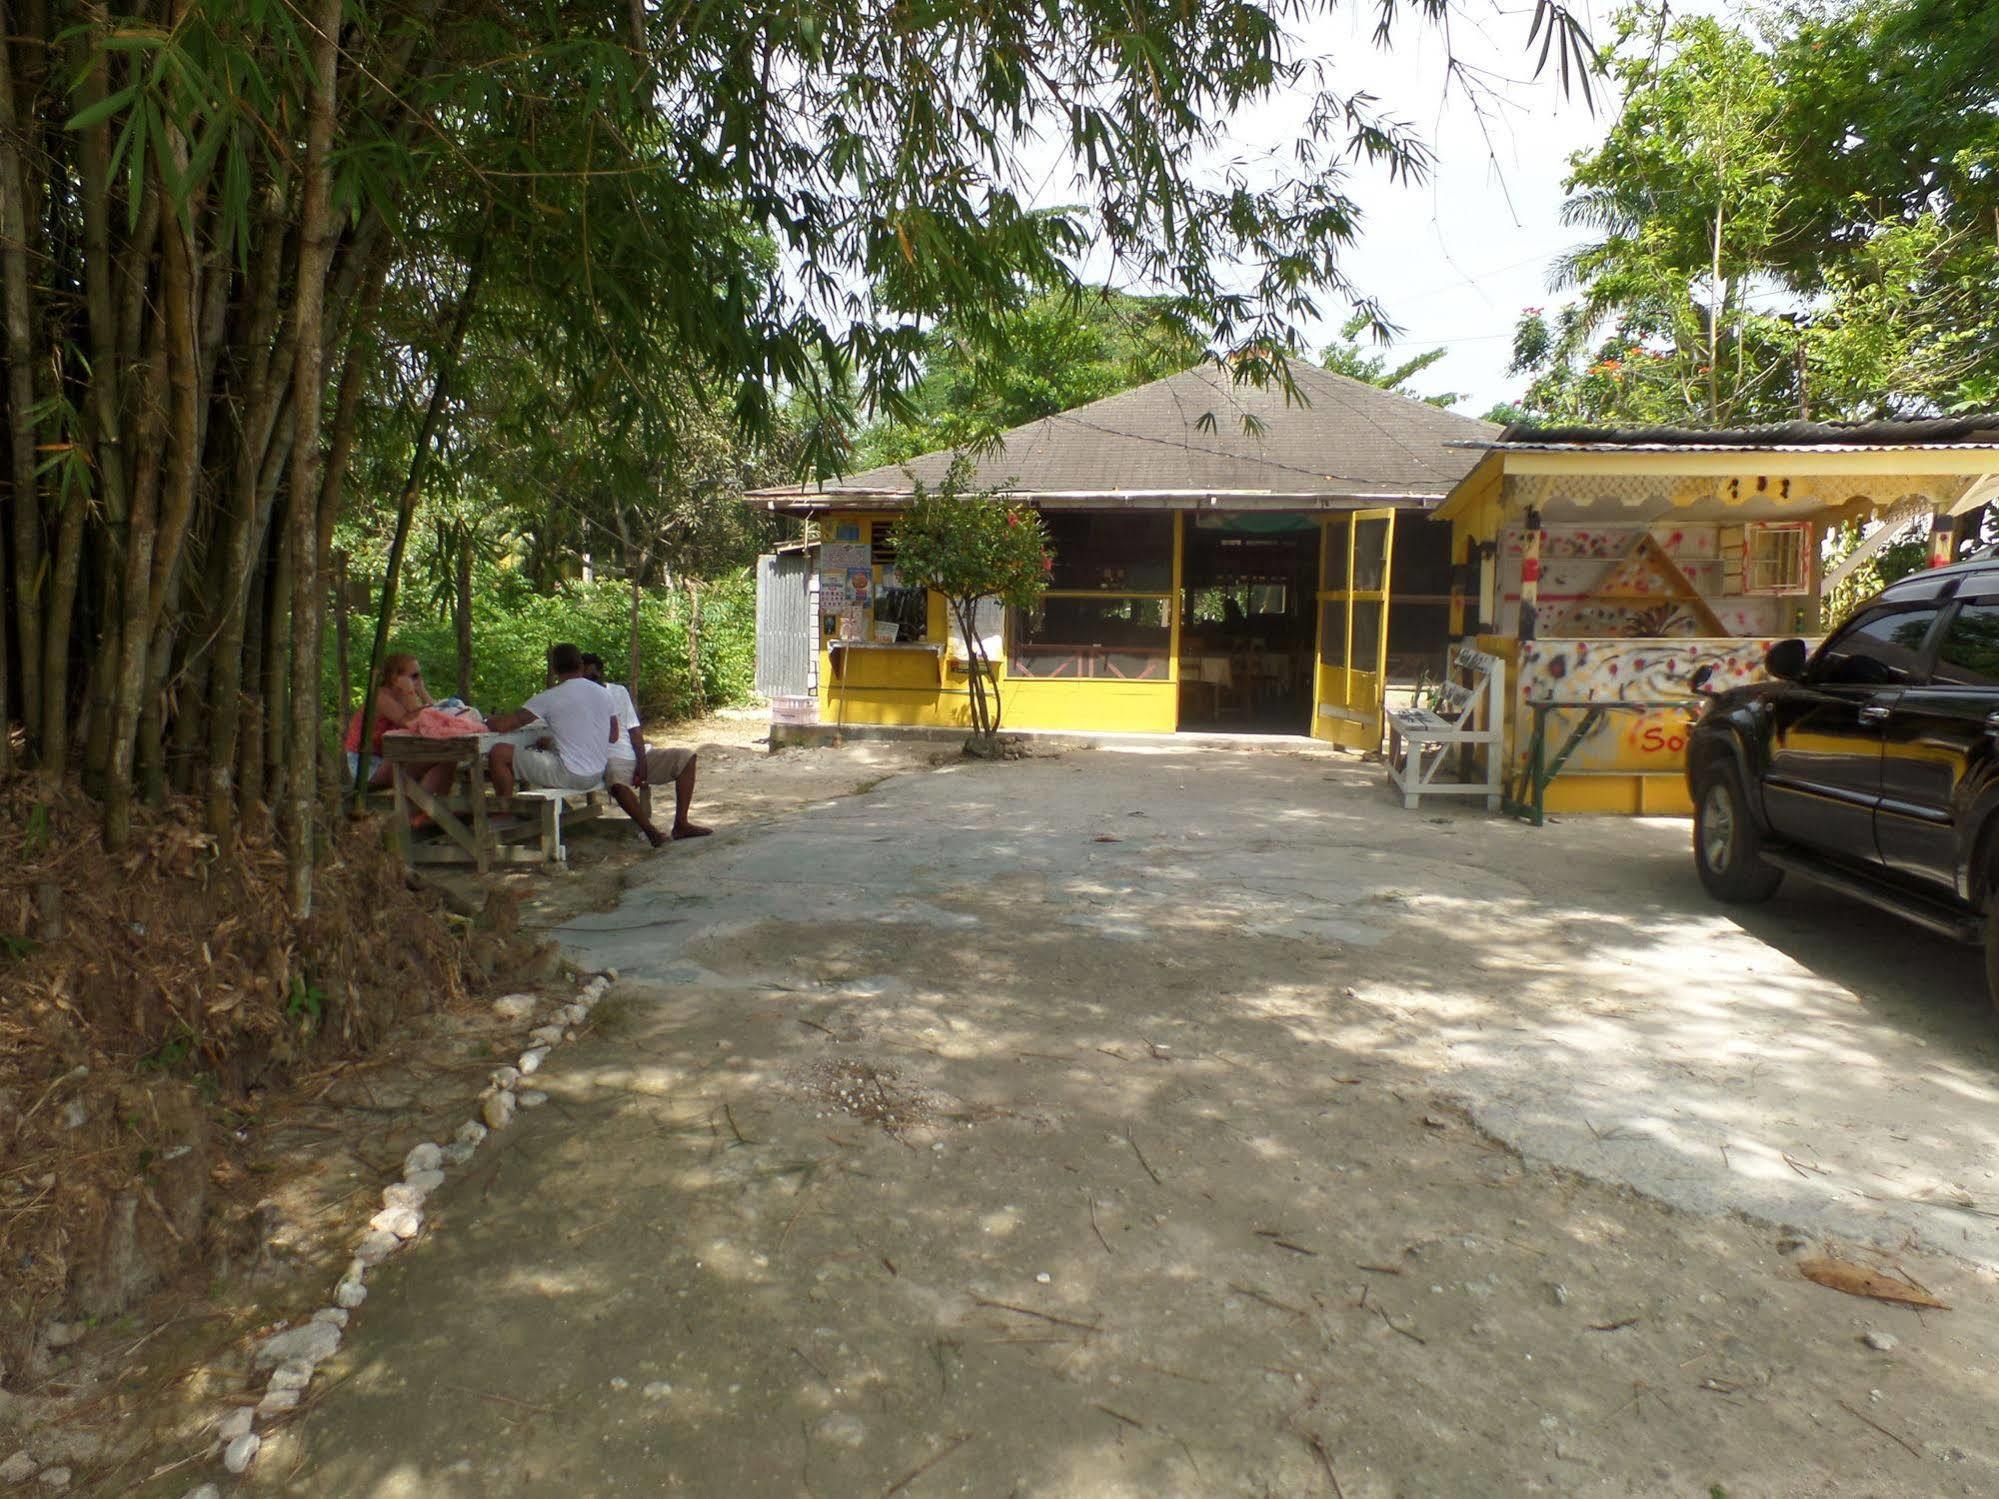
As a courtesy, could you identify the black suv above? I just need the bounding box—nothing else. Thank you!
[1687,555,1999,1007]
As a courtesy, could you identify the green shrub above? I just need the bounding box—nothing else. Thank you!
[327,570,757,728]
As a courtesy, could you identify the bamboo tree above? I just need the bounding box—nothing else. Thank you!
[352,243,486,800]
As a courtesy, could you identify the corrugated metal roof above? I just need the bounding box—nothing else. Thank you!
[752,364,1498,505]
[1488,415,1999,449]
[1464,440,1999,455]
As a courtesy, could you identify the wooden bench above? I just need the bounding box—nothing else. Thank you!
[1386,644,1505,811]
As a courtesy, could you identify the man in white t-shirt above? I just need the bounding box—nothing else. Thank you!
[581,652,710,846]
[484,642,618,805]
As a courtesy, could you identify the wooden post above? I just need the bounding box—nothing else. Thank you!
[1517,508,1543,643]
[1801,520,1824,635]
[1928,511,1956,569]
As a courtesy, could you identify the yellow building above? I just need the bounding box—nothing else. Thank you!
[749,364,1496,748]
[1437,419,1999,816]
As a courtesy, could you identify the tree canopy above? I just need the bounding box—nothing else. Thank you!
[857,288,1205,467]
[1502,0,1999,427]
[1319,314,1461,408]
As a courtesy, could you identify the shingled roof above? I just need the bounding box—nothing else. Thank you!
[752,363,1497,510]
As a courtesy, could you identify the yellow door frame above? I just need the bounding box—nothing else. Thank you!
[1314,507,1397,750]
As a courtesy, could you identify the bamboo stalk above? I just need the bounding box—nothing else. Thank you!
[283,0,348,918]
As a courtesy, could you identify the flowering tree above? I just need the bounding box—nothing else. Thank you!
[891,458,1051,755]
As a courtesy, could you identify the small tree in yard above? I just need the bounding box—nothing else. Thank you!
[891,459,1051,756]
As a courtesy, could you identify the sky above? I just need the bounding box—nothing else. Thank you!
[1055,1,1631,418]
[1279,3,1616,416]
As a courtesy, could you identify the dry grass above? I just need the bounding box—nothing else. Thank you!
[0,778,503,1375]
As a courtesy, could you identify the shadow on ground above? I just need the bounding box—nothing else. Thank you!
[233,750,1999,1498]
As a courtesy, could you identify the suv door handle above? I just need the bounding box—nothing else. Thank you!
[1985,711,1999,737]
[1858,702,1894,723]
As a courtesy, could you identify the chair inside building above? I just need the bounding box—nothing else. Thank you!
[1178,514,1322,733]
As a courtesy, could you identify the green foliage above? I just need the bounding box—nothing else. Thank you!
[858,288,1204,467]
[1319,314,1461,407]
[1503,1,1999,427]
[286,976,326,1035]
[1822,523,1933,630]
[329,572,758,725]
[890,457,1051,743]
[892,465,1052,615]
[139,1023,198,1074]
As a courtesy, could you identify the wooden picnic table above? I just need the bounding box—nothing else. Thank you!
[377,731,646,872]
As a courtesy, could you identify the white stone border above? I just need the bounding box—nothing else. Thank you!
[162,970,617,1496]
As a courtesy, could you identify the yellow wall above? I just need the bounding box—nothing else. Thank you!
[817,514,1182,735]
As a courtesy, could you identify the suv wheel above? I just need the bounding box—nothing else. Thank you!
[1693,766,1783,903]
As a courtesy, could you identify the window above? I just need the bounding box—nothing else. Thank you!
[1813,605,1940,686]
[1931,603,1999,687]
[948,596,1003,659]
[1185,583,1290,625]
[872,579,929,642]
[1041,513,1174,592]
[1012,511,1174,679]
[1742,523,1811,596]
[1010,596,1171,679]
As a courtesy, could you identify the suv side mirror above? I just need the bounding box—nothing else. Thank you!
[1765,638,1809,682]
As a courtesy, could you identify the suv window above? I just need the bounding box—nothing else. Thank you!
[1813,604,1939,686]
[1932,602,1999,686]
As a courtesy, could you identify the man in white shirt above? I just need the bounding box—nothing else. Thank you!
[581,652,710,846]
[485,643,618,805]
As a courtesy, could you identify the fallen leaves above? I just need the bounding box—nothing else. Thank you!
[1797,1256,1948,1310]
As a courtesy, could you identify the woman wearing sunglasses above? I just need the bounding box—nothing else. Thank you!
[344,653,455,810]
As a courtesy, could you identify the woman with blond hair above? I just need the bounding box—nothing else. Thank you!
[344,653,454,812]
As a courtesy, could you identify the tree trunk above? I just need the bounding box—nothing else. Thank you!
[951,596,1000,751]
[0,25,38,767]
[137,627,173,805]
[455,542,473,700]
[262,506,295,808]
[352,244,485,798]
[1708,203,1725,424]
[627,555,644,710]
[202,206,293,837]
[167,637,207,794]
[684,577,705,713]
[99,273,168,846]
[333,550,352,763]
[238,557,267,823]
[282,0,346,918]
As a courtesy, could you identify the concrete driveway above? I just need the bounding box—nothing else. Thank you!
[569,744,1999,1269]
[254,746,1999,1497]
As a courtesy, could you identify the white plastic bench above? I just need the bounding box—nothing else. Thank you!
[1386,644,1505,811]
[509,784,645,865]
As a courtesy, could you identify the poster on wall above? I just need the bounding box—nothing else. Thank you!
[819,542,871,638]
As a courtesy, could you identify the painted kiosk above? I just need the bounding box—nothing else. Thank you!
[1437,422,1999,818]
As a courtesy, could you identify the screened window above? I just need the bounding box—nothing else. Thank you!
[1010,596,1171,679]
[1041,513,1174,592]
[1932,603,1999,687]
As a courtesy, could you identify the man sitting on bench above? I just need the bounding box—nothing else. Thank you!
[581,652,711,846]
[484,642,616,807]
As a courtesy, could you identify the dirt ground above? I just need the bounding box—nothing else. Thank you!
[210,734,1999,1498]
